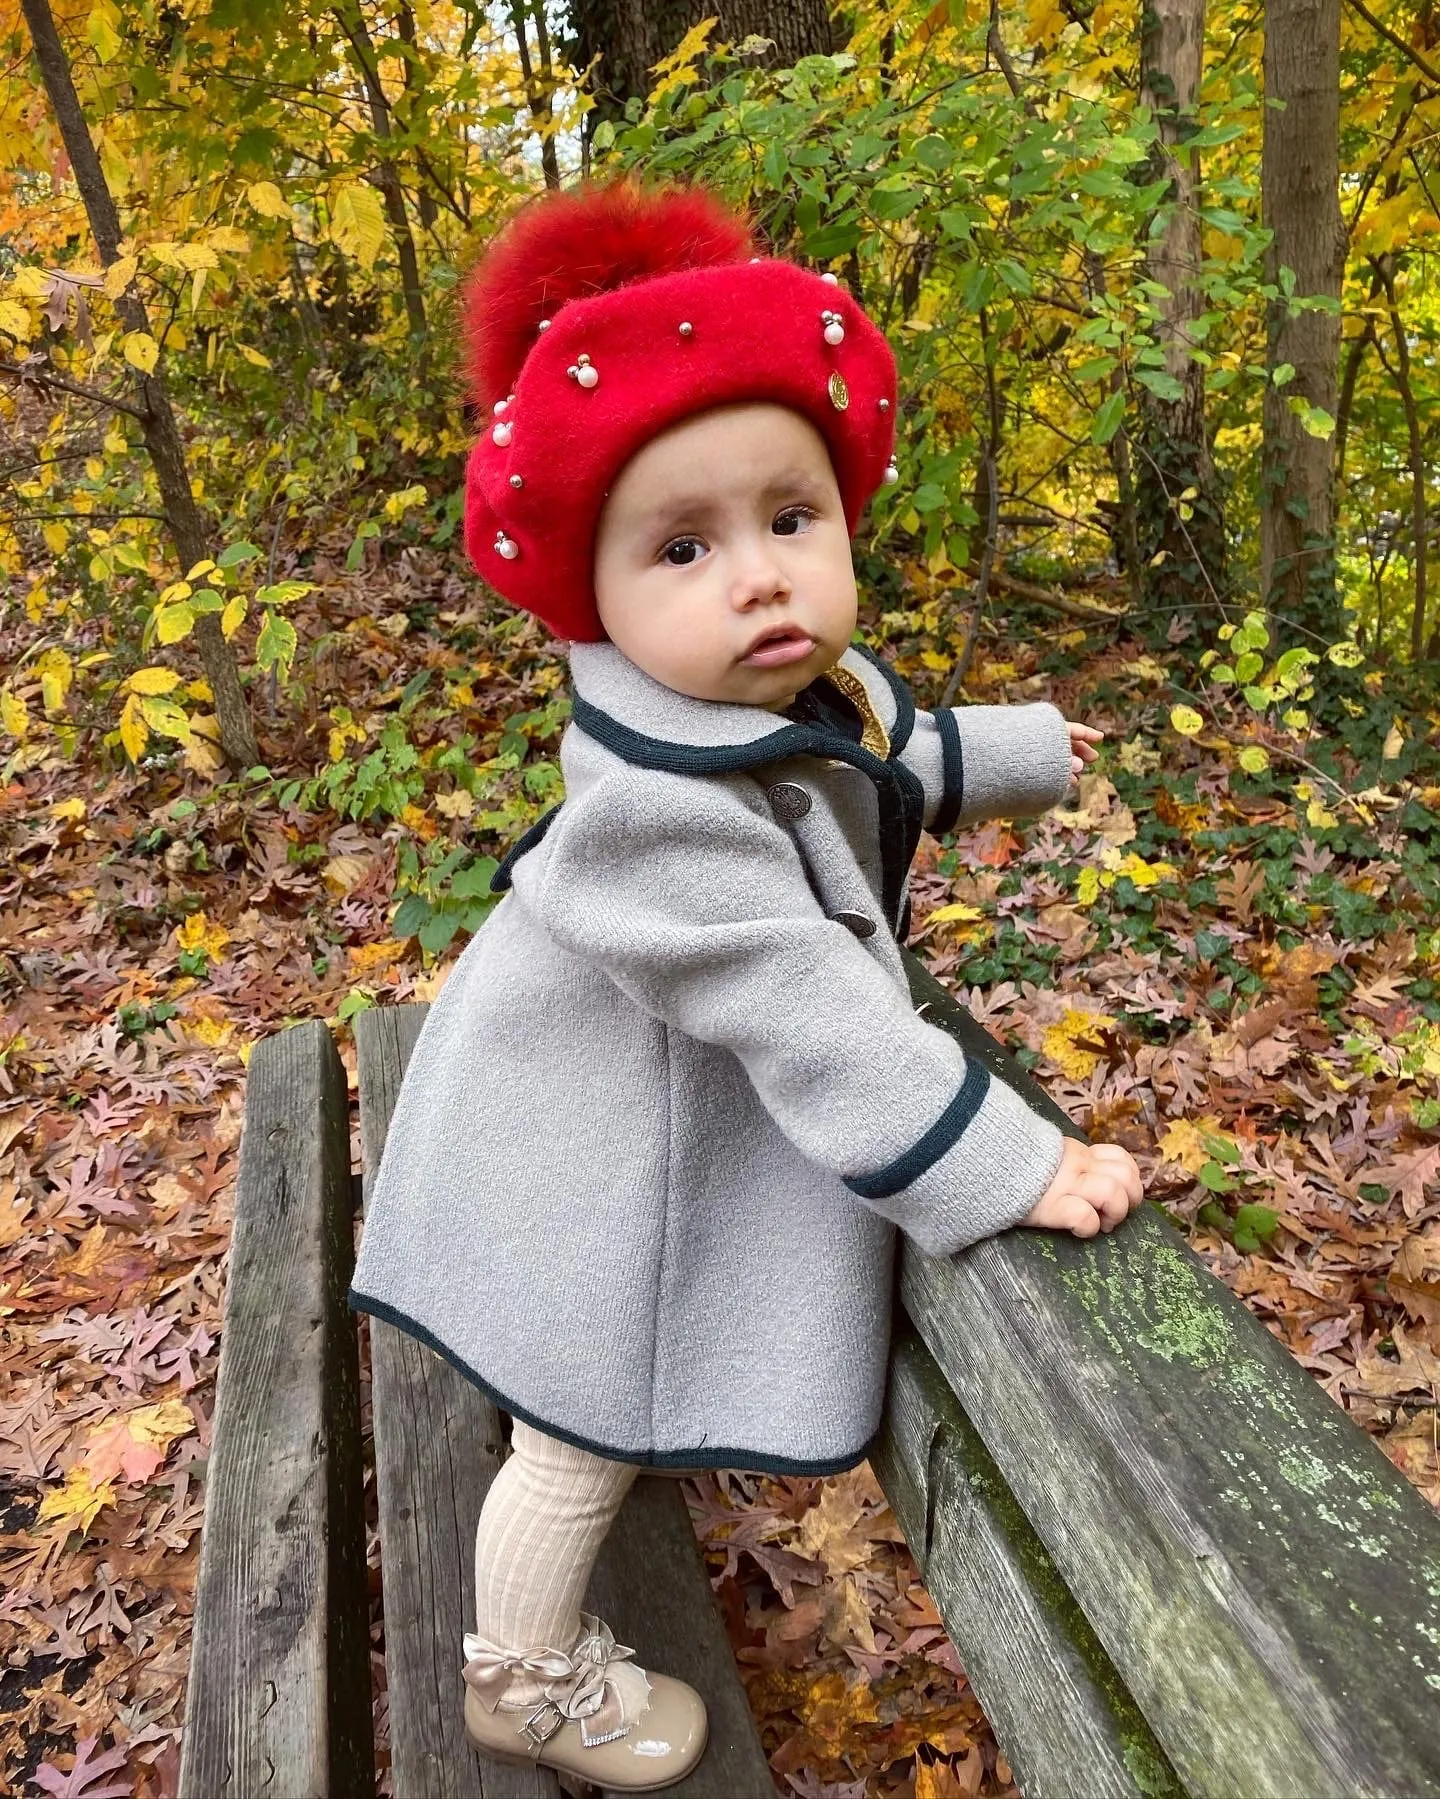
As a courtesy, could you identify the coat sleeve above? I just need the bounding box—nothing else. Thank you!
[897,701,1074,836]
[529,762,1066,1256]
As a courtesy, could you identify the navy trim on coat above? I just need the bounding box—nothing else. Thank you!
[489,801,565,894]
[566,686,929,941]
[842,1057,992,1199]
[931,706,965,836]
[348,1288,874,1476]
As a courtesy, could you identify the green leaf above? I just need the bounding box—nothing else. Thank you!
[217,541,261,568]
[418,907,463,953]
[1091,388,1126,445]
[451,858,500,900]
[1199,1160,1238,1193]
[1232,1203,1280,1253]
[913,134,953,172]
[392,892,431,937]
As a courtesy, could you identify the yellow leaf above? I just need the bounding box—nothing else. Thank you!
[43,521,69,556]
[86,1,122,63]
[122,330,159,374]
[125,665,181,695]
[1170,704,1204,737]
[1,689,29,740]
[246,180,293,219]
[1042,1008,1118,1079]
[182,732,225,778]
[220,593,247,639]
[185,559,215,580]
[1306,797,1339,830]
[323,853,372,896]
[173,242,219,272]
[1157,1116,1232,1175]
[925,901,985,924]
[0,299,32,341]
[119,693,148,761]
[1382,721,1405,760]
[238,344,273,368]
[155,600,195,644]
[329,181,387,271]
[11,266,51,299]
[1076,865,1101,906]
[433,787,475,819]
[38,1465,115,1537]
[206,225,251,254]
[51,797,86,822]
[103,254,138,300]
[919,649,949,672]
[1237,746,1270,773]
[177,911,230,960]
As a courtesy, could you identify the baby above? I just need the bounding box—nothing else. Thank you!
[350,182,1143,1790]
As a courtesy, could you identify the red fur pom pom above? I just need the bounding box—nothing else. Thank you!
[461,181,756,408]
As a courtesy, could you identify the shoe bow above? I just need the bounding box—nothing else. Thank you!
[463,1611,640,1748]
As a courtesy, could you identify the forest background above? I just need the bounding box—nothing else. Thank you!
[2,1,1440,1796]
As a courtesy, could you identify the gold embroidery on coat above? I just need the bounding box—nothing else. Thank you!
[825,664,891,761]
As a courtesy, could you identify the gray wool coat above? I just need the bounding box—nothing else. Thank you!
[349,638,1075,1474]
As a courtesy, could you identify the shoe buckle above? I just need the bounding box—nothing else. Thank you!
[520,1699,564,1752]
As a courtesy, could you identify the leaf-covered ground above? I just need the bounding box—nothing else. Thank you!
[2,534,1438,1798]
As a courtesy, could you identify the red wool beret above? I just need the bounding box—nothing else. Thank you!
[459,182,899,643]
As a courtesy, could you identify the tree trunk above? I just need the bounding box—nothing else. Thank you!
[333,2,428,338]
[20,0,260,770]
[1260,0,1347,640]
[512,0,561,191]
[1136,0,1227,614]
[568,0,835,117]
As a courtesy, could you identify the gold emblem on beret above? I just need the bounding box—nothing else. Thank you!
[828,370,849,411]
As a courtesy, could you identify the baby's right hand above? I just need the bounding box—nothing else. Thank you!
[1022,1139,1143,1238]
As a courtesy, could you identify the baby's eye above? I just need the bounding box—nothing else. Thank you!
[773,506,816,537]
[662,536,705,567]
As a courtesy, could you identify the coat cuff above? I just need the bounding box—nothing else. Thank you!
[842,1059,1066,1256]
[903,702,1074,833]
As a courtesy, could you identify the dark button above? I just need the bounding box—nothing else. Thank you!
[766,781,811,822]
[831,909,876,939]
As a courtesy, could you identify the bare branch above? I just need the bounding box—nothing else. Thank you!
[0,358,148,420]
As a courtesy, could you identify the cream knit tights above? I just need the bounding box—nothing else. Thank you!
[473,1418,640,1703]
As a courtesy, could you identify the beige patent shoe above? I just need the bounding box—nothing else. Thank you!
[462,1611,708,1791]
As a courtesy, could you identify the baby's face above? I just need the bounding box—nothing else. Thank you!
[592,403,859,711]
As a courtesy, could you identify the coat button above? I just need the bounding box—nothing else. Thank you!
[830,909,876,938]
[767,781,812,822]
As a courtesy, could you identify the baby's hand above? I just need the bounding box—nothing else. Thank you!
[1022,1139,1143,1238]
[1067,722,1104,785]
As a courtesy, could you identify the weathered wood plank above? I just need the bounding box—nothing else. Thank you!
[180,1021,372,1799]
[586,1476,777,1799]
[357,1004,559,1799]
[871,1327,1182,1799]
[901,951,1440,1799]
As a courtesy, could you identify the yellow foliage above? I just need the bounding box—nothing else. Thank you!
[1,689,29,740]
[122,329,159,373]
[1157,1117,1233,1174]
[125,666,182,695]
[0,298,33,341]
[51,797,86,822]
[38,1465,115,1538]
[118,693,148,761]
[247,180,293,217]
[177,911,231,961]
[1042,1009,1118,1079]
[329,181,387,271]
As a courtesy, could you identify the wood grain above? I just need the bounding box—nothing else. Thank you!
[179,1021,372,1799]
[901,951,1440,1798]
[872,1327,1181,1799]
[357,1005,558,1799]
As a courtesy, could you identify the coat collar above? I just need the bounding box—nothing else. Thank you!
[565,639,914,775]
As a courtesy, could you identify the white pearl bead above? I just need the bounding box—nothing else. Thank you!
[824,321,845,346]
[537,318,551,332]
[576,363,599,388]
[493,398,509,416]
[509,474,524,488]
[678,321,693,337]
[883,462,899,485]
[495,532,519,560]
[878,398,891,411]
[492,421,513,447]
[821,272,840,285]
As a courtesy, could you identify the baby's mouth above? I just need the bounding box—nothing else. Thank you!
[741,626,816,667]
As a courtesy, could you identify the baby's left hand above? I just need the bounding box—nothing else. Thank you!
[1067,722,1104,785]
